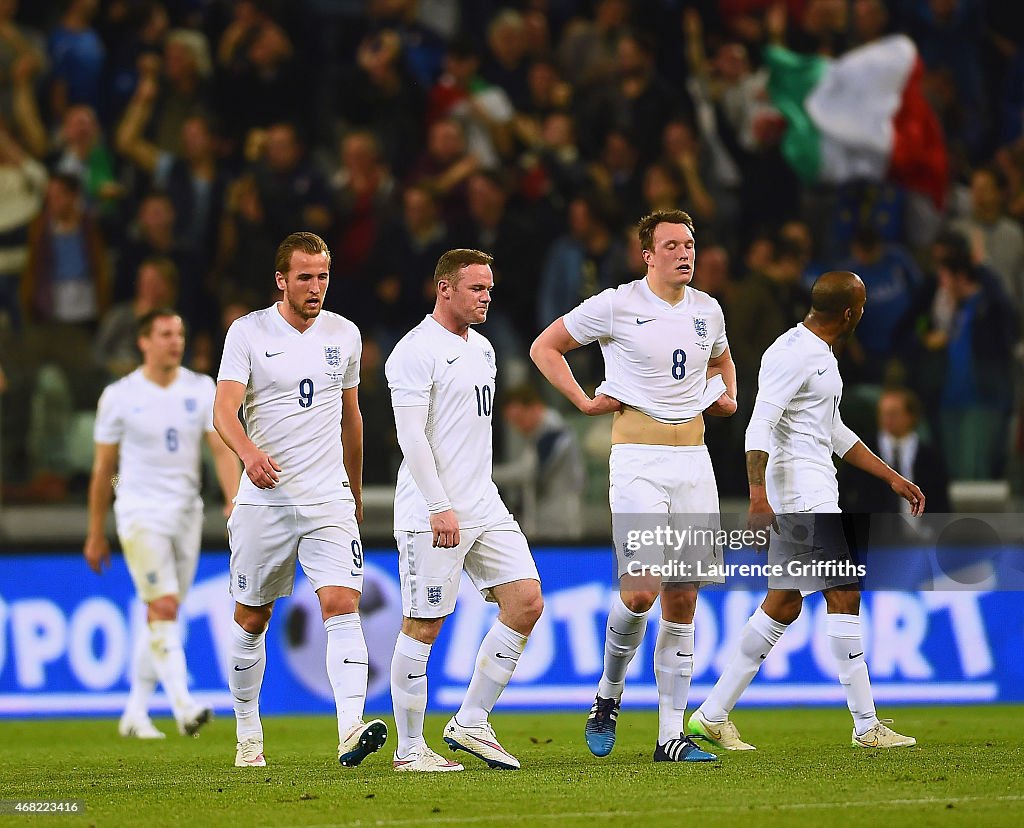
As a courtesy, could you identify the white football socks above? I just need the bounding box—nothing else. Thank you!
[456,620,527,727]
[229,620,266,742]
[147,620,196,724]
[123,623,157,720]
[699,608,788,724]
[654,620,694,744]
[597,597,648,700]
[826,613,878,736]
[324,613,369,740]
[390,632,432,757]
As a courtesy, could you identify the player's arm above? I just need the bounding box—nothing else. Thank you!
[529,318,621,415]
[393,404,460,548]
[213,379,281,489]
[744,398,786,543]
[84,442,119,574]
[206,429,241,517]
[341,385,364,523]
[834,420,926,516]
[704,346,738,416]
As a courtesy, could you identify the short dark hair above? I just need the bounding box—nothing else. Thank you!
[275,231,331,275]
[52,172,82,194]
[138,256,179,295]
[638,209,695,252]
[881,386,922,422]
[434,248,493,287]
[503,384,543,407]
[137,308,182,338]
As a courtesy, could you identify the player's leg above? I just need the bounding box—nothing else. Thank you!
[689,588,800,750]
[653,446,720,762]
[391,530,466,771]
[227,504,298,767]
[589,446,666,755]
[231,600,273,766]
[652,584,716,761]
[166,507,213,736]
[823,586,915,747]
[299,500,386,767]
[120,621,162,738]
[120,524,203,736]
[445,523,542,769]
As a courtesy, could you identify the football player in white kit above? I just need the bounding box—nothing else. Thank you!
[531,210,738,763]
[688,271,925,750]
[385,249,543,772]
[214,232,387,769]
[86,309,240,739]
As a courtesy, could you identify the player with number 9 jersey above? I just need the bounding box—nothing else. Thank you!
[214,232,387,772]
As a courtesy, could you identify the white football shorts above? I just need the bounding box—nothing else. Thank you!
[610,443,724,584]
[118,505,203,603]
[395,516,540,619]
[228,499,363,606]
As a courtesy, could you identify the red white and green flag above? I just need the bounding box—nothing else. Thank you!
[765,34,948,208]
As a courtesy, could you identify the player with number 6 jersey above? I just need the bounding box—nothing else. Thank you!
[86,309,240,741]
[531,210,738,764]
[214,232,387,771]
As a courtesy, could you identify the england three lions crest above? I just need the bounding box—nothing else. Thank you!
[694,317,710,349]
[324,345,342,367]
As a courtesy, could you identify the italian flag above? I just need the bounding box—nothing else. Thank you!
[765,34,948,208]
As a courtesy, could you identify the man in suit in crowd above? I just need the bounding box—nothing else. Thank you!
[840,387,951,514]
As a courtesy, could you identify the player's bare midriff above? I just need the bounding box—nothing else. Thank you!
[611,406,704,446]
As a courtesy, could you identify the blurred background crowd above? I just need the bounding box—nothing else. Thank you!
[0,0,1022,535]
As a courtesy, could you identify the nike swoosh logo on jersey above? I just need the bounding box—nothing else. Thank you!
[407,673,426,680]
[817,368,827,375]
[343,658,368,665]
[266,351,284,358]
[234,660,261,672]
[849,652,864,659]
[446,356,460,364]
[636,318,656,325]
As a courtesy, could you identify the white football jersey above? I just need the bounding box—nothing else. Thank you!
[217,304,361,506]
[94,367,215,534]
[386,315,509,532]
[756,324,845,510]
[563,279,729,423]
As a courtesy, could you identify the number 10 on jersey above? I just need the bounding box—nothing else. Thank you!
[474,385,492,416]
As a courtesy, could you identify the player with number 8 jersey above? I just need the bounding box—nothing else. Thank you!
[215,232,387,771]
[531,210,738,764]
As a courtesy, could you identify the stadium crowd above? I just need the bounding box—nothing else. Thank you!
[0,0,1021,507]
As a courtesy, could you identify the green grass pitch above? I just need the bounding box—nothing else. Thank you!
[2,706,1022,827]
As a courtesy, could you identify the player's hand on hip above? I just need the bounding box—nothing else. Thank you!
[581,394,622,416]
[84,535,110,574]
[430,509,460,548]
[892,476,926,516]
[705,391,737,417]
[747,497,778,551]
[242,449,281,489]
